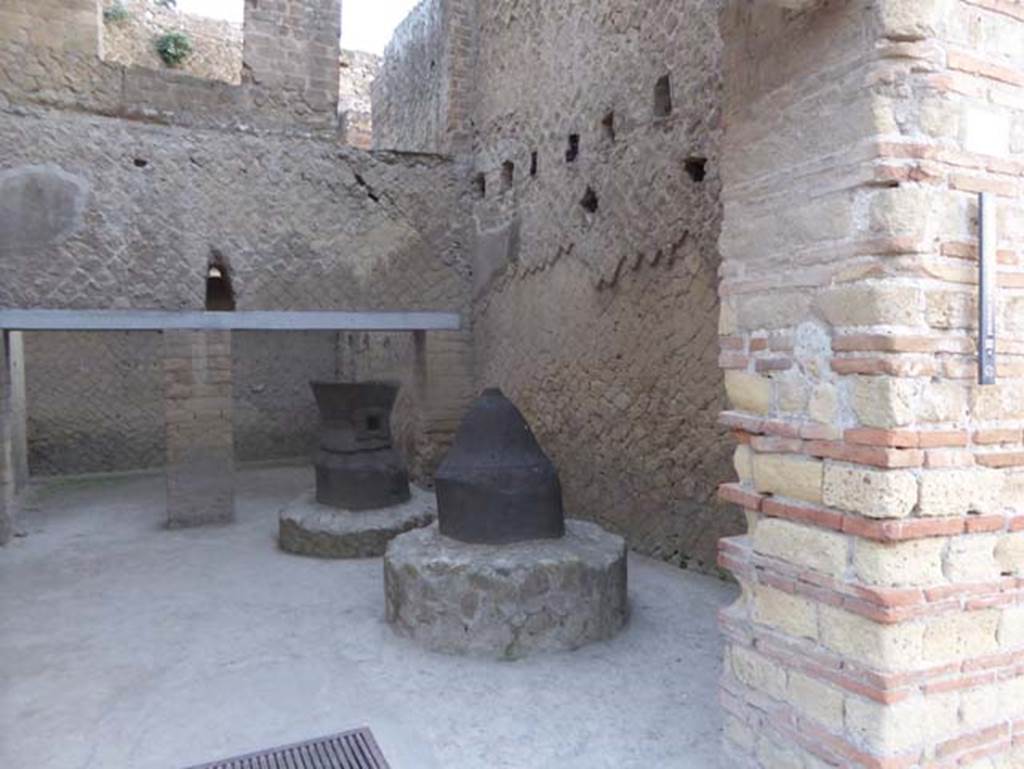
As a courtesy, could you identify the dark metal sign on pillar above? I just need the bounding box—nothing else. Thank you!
[978,192,997,386]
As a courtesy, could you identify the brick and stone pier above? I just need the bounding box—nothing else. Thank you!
[163,330,235,527]
[716,2,1024,767]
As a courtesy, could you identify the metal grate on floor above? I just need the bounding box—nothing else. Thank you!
[183,727,390,769]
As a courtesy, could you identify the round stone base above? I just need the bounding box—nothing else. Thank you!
[384,519,628,658]
[279,485,436,559]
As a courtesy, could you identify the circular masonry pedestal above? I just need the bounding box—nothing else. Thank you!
[384,519,628,658]
[279,485,436,559]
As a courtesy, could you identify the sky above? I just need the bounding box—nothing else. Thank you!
[173,0,419,54]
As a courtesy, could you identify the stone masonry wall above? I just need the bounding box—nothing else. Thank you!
[0,0,338,132]
[101,0,244,84]
[372,0,446,152]
[0,117,467,315]
[24,331,337,476]
[1,1,418,478]
[338,50,380,150]
[716,1,1024,767]
[463,0,734,571]
[24,331,165,476]
[372,0,475,154]
[8,332,27,491]
[0,0,473,483]
[0,107,471,478]
[0,336,10,543]
[231,331,337,464]
[21,327,449,477]
[241,0,341,129]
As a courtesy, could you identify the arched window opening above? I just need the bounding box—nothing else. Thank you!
[205,257,235,311]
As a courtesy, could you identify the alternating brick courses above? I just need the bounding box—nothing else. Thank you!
[721,536,1024,626]
[718,0,1024,765]
[1,0,1021,762]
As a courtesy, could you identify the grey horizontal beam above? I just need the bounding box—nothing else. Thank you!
[0,309,461,332]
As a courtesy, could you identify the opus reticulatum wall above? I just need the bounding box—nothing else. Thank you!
[2,0,1022,762]
[0,0,474,528]
[464,0,734,571]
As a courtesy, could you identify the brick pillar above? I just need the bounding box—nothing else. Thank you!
[163,331,234,528]
[410,329,473,481]
[439,0,478,155]
[242,0,341,127]
[717,2,1024,767]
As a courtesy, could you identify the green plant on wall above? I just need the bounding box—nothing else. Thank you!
[155,31,193,67]
[103,1,130,23]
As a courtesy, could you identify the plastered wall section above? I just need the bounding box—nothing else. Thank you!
[457,0,734,571]
[715,1,1024,767]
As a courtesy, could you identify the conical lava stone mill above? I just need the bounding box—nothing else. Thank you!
[384,388,628,658]
[435,386,564,544]
[278,381,436,558]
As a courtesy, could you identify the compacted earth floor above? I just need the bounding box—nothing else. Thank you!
[0,465,737,769]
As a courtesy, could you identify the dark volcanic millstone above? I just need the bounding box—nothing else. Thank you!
[435,388,565,544]
[311,380,411,511]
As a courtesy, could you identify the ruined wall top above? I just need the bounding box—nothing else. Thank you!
[101,0,243,84]
[339,49,381,149]
[242,0,341,124]
[371,0,476,154]
[0,0,343,133]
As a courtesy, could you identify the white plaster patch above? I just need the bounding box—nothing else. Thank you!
[963,107,1010,156]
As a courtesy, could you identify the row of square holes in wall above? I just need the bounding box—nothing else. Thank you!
[474,74,707,208]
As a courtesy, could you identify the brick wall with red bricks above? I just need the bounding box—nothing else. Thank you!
[716,1,1024,767]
